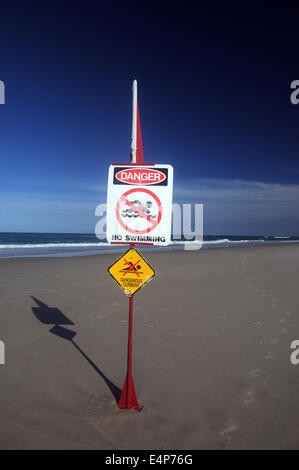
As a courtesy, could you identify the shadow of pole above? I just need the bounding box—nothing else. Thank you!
[72,339,121,403]
[31,297,121,404]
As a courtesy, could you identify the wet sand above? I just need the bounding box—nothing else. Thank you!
[0,245,299,449]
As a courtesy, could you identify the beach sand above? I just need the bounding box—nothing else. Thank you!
[0,244,299,449]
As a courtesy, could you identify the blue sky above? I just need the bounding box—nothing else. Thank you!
[0,2,299,235]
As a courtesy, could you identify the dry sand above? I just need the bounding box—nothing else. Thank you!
[0,244,299,449]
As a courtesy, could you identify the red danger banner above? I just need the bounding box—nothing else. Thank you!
[115,168,166,185]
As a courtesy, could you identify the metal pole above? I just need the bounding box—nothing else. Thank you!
[128,296,133,377]
[118,83,141,410]
[130,80,137,163]
[126,295,134,406]
[118,245,139,410]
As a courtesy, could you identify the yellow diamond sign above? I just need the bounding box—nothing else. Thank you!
[108,248,155,296]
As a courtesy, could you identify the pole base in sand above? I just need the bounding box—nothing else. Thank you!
[118,373,139,410]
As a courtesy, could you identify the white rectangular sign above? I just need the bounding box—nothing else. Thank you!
[106,164,173,246]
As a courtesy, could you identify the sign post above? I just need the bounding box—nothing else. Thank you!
[118,294,138,409]
[106,80,173,410]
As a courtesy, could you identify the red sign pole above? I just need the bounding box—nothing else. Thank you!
[118,277,139,409]
[118,80,143,410]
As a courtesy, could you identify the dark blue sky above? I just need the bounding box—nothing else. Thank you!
[0,2,299,234]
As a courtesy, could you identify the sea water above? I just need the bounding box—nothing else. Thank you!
[0,232,298,258]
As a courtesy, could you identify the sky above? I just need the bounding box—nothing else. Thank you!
[0,2,299,235]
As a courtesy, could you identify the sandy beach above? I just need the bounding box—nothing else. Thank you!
[0,244,299,449]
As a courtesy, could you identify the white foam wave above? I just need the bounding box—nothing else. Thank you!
[0,242,110,249]
[171,238,265,245]
[1,238,297,251]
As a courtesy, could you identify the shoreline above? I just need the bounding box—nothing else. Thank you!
[0,239,299,260]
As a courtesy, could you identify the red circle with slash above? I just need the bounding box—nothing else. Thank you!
[116,188,162,234]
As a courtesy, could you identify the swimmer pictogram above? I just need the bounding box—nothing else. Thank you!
[116,188,162,235]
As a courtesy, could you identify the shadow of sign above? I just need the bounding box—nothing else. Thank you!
[31,297,74,326]
[31,296,121,403]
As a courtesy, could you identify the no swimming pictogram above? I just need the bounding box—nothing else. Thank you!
[116,187,162,235]
[120,257,143,277]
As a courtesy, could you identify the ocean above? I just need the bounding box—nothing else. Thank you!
[0,232,298,258]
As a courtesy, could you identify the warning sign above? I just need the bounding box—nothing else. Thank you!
[108,248,155,296]
[106,164,173,245]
